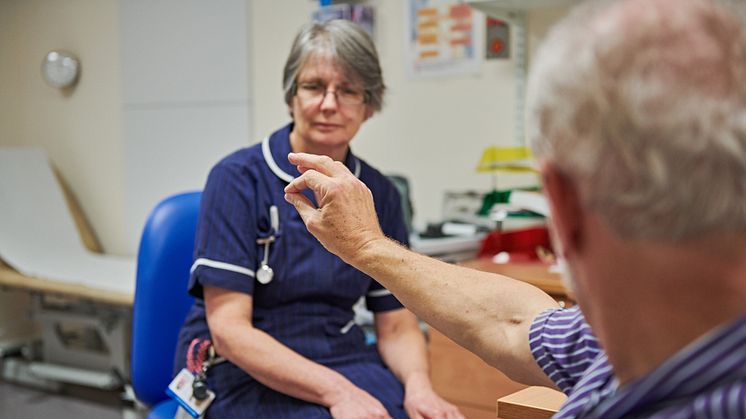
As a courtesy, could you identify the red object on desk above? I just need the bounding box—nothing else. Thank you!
[478,227,551,260]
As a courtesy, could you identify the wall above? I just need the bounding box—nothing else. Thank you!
[0,0,127,254]
[0,0,570,255]
[251,0,567,228]
[119,0,252,252]
[0,0,253,256]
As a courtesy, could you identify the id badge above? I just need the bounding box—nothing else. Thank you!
[167,368,216,418]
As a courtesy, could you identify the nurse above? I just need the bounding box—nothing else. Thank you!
[174,19,462,419]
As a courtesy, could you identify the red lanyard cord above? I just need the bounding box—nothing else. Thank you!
[186,338,212,375]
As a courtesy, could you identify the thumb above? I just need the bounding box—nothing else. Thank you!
[284,192,317,224]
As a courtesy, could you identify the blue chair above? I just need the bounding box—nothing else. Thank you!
[131,192,201,418]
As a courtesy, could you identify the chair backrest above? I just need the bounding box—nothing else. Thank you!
[387,174,414,234]
[131,191,201,407]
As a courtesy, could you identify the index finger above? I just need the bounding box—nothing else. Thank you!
[288,152,351,177]
[284,169,329,194]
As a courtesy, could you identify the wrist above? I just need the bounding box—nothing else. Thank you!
[352,235,395,267]
[404,370,432,393]
[319,375,356,407]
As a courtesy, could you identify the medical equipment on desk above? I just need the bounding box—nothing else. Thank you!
[256,205,279,285]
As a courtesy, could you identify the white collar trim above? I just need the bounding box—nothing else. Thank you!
[261,135,361,182]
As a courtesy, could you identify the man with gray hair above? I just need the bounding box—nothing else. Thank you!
[284,0,746,416]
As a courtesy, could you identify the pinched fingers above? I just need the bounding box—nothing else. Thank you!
[284,168,329,195]
[288,152,354,178]
[283,190,317,224]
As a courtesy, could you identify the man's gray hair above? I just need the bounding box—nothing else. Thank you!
[283,19,385,112]
[528,0,746,240]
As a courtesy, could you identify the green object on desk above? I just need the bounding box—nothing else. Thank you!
[478,188,543,216]
[478,190,511,216]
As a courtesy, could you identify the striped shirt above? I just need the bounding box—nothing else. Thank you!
[530,307,746,418]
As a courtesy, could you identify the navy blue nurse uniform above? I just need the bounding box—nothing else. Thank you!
[174,123,410,418]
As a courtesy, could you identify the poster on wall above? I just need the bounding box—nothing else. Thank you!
[405,0,483,79]
[313,4,376,39]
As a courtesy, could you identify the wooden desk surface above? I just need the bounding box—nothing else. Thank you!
[498,386,567,419]
[459,258,569,298]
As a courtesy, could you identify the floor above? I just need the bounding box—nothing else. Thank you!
[0,379,126,419]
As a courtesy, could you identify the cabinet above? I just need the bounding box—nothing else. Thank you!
[429,327,526,418]
[427,260,570,418]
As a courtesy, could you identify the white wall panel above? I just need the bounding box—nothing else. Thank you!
[119,0,249,105]
[120,0,252,253]
[122,105,250,251]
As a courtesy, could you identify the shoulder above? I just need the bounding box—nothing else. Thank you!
[531,306,597,343]
[530,307,603,392]
[207,143,264,182]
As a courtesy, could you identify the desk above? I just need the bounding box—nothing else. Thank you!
[497,386,567,419]
[428,259,569,418]
[458,259,569,300]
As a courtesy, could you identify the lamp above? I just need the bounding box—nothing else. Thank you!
[475,145,537,216]
[475,145,536,174]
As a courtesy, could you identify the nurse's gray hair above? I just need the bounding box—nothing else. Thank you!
[527,0,746,240]
[283,19,385,113]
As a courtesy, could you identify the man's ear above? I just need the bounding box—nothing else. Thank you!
[541,162,585,258]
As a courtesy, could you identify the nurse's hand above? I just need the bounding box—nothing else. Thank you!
[403,372,465,419]
[329,386,392,419]
[284,152,386,264]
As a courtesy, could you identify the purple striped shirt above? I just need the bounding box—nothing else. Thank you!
[530,307,746,418]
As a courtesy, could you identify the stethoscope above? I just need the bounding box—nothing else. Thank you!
[256,205,279,285]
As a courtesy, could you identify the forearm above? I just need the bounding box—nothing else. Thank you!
[283,153,560,386]
[212,324,355,407]
[355,238,559,386]
[376,319,429,386]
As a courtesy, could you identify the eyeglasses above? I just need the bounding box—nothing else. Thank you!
[295,82,367,107]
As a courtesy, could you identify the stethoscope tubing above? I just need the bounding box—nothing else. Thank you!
[256,205,279,284]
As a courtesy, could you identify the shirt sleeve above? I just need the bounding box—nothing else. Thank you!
[365,178,408,312]
[188,161,258,299]
[529,306,602,393]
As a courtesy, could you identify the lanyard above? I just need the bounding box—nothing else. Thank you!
[186,338,226,401]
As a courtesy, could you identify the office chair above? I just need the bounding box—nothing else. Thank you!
[387,174,414,234]
[131,191,201,418]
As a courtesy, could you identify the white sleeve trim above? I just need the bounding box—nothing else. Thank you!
[367,289,392,298]
[190,258,255,278]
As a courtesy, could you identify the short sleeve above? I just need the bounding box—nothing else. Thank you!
[188,161,258,299]
[529,306,602,393]
[365,179,408,312]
